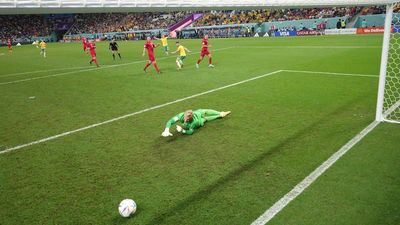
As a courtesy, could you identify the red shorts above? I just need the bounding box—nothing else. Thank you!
[200,49,210,57]
[8,45,12,50]
[90,52,96,59]
[148,54,155,62]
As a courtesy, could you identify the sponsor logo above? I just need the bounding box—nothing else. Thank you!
[297,30,323,36]
[356,27,387,34]
[325,28,357,35]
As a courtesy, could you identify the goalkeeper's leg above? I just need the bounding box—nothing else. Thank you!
[200,109,231,122]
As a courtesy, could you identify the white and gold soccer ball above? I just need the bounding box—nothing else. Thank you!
[118,199,137,217]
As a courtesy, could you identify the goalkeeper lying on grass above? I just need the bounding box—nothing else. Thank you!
[162,109,231,137]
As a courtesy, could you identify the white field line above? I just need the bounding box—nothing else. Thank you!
[0,69,378,154]
[0,69,283,154]
[250,120,380,225]
[238,45,381,49]
[282,69,379,78]
[0,66,113,85]
[0,46,235,85]
[0,66,92,78]
[0,44,374,79]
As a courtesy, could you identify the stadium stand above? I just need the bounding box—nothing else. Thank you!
[361,6,386,15]
[0,6,396,44]
[67,12,188,34]
[194,8,359,26]
[0,15,51,41]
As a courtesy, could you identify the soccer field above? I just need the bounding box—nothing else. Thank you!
[0,35,399,225]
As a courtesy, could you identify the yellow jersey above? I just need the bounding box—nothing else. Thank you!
[177,45,186,56]
[39,41,46,49]
[161,37,168,46]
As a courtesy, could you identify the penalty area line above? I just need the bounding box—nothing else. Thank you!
[0,66,93,78]
[281,69,378,78]
[250,120,380,225]
[0,69,282,155]
[236,45,381,49]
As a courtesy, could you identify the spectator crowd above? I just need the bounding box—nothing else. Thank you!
[1,6,397,43]
[0,15,52,42]
[194,7,359,26]
[67,12,187,34]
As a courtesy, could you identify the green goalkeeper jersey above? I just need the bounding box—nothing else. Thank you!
[165,110,205,135]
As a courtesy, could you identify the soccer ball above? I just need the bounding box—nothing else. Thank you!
[118,199,137,217]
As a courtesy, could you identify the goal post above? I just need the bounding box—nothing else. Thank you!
[376,3,400,123]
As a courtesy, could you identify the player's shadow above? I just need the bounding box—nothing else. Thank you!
[145,94,369,225]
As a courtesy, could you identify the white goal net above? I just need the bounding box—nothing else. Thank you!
[376,3,400,123]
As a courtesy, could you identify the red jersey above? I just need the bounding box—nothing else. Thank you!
[82,38,89,48]
[88,43,96,54]
[144,41,156,56]
[201,39,208,51]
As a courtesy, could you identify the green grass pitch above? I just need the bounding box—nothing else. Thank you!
[0,35,399,225]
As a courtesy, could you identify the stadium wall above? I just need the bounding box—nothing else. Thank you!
[354,13,400,28]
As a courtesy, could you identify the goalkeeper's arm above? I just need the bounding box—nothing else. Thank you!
[176,125,194,135]
[165,114,182,128]
[181,128,194,135]
[162,113,183,137]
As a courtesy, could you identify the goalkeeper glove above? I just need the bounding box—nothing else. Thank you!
[176,125,183,133]
[161,128,173,137]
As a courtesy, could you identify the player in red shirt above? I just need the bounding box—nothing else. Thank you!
[82,37,88,52]
[196,35,214,68]
[142,36,161,74]
[7,38,12,53]
[88,40,99,67]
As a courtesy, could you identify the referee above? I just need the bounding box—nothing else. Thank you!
[109,38,121,60]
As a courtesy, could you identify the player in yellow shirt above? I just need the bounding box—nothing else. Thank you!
[172,41,191,69]
[39,40,46,58]
[155,34,169,55]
